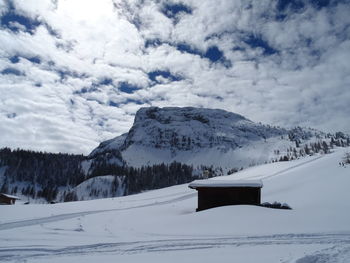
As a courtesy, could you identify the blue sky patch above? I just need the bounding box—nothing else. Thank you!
[6,113,17,119]
[176,43,202,56]
[119,82,141,94]
[205,46,232,67]
[176,43,231,66]
[1,67,24,76]
[161,3,192,22]
[312,0,331,8]
[145,40,231,67]
[204,46,223,62]
[73,86,99,95]
[27,56,41,64]
[232,46,246,52]
[1,11,41,34]
[124,98,143,105]
[144,38,163,48]
[9,55,41,64]
[148,70,183,84]
[73,79,113,95]
[310,0,347,9]
[276,0,305,12]
[9,56,20,63]
[244,34,278,55]
[56,68,87,81]
[109,101,119,107]
[99,78,113,86]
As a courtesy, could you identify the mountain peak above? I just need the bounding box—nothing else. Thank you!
[90,107,290,167]
[123,106,285,151]
[134,106,247,125]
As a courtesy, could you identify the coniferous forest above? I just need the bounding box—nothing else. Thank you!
[0,148,204,202]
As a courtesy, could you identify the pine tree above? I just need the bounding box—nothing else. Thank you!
[0,179,9,193]
[322,141,329,154]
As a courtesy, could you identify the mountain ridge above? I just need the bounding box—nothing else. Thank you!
[90,106,322,168]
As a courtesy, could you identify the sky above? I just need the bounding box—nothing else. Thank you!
[0,0,350,154]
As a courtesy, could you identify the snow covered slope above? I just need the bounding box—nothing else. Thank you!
[61,175,126,201]
[1,147,350,263]
[90,107,322,168]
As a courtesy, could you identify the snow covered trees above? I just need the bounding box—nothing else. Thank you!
[0,148,85,202]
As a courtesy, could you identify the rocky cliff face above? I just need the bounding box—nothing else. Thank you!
[122,107,286,152]
[90,107,292,167]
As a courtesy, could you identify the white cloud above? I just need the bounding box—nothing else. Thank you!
[0,0,350,154]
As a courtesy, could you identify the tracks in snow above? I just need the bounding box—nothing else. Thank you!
[0,193,196,231]
[244,155,325,181]
[1,232,350,262]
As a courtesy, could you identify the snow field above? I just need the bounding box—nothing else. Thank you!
[1,147,350,262]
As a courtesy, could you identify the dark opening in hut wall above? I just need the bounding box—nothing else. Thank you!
[197,187,261,211]
[189,180,263,212]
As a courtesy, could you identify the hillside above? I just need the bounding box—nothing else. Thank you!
[61,175,126,201]
[1,107,349,203]
[0,147,349,262]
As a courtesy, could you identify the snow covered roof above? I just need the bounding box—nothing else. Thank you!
[188,179,263,189]
[0,193,20,199]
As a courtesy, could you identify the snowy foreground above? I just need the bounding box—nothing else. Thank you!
[1,148,350,262]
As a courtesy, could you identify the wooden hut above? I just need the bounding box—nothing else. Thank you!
[0,193,20,205]
[189,179,263,211]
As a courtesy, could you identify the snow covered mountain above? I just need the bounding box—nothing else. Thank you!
[89,107,324,169]
[1,107,349,203]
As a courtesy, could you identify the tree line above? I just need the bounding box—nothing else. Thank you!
[0,148,215,202]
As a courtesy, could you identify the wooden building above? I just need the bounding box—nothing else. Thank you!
[189,179,263,211]
[0,193,20,205]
